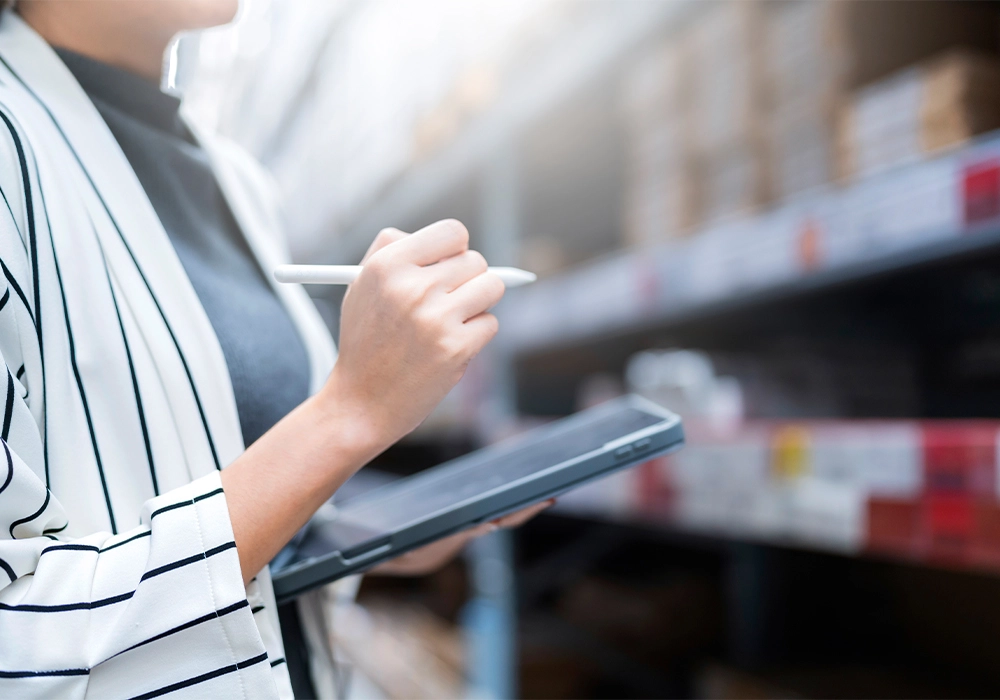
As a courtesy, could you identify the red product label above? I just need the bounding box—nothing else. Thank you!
[963,159,1000,226]
[972,501,1000,571]
[866,498,920,555]
[636,259,660,312]
[922,424,997,496]
[924,493,975,565]
[636,456,674,515]
[798,219,822,271]
[926,493,976,537]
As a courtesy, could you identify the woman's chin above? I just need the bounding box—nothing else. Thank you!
[179,0,241,31]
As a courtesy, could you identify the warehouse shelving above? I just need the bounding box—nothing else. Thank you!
[553,418,1000,574]
[474,131,1000,583]
[498,134,1000,355]
[475,130,1000,697]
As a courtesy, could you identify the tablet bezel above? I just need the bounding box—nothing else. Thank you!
[271,395,683,603]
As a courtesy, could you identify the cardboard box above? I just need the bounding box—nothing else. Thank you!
[767,97,840,200]
[684,1,773,220]
[623,166,702,246]
[867,497,921,557]
[918,424,1000,565]
[701,140,772,223]
[621,39,701,243]
[763,1,1000,190]
[838,51,1000,179]
[922,422,998,498]
[688,0,769,153]
[763,0,846,108]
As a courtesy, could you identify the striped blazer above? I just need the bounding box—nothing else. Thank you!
[0,13,341,699]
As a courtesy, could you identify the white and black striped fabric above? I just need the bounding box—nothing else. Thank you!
[0,13,342,699]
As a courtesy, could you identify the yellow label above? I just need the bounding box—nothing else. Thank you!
[772,425,811,480]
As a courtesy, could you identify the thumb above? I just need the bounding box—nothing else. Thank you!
[361,227,409,264]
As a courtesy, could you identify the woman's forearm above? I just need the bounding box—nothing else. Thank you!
[220,374,387,585]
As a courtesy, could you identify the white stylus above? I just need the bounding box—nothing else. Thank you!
[274,264,537,288]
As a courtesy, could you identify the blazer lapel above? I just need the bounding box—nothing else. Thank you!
[0,15,245,471]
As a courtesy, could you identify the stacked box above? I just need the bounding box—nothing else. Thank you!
[864,423,1000,569]
[866,499,922,558]
[620,40,699,245]
[631,419,1000,571]
[621,0,1000,238]
[762,0,844,199]
[838,51,1000,178]
[688,0,771,222]
[763,0,1000,194]
[920,423,998,563]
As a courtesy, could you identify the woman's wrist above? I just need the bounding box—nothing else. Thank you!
[223,372,397,584]
[313,368,395,471]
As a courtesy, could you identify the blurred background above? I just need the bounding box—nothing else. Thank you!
[177,1,1000,697]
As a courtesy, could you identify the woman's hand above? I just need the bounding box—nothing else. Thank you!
[372,500,554,577]
[222,220,506,585]
[325,220,505,450]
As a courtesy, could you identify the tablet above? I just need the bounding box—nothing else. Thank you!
[271,395,683,603]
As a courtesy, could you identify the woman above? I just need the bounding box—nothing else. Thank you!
[0,1,543,697]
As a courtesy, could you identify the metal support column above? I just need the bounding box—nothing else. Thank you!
[464,530,517,699]
[726,542,773,669]
[475,142,522,435]
[463,144,522,699]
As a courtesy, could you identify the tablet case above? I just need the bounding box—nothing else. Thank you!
[271,395,683,603]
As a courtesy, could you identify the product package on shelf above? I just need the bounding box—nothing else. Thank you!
[762,0,843,199]
[700,142,772,225]
[762,0,1000,195]
[618,0,1000,249]
[763,0,846,112]
[688,0,772,222]
[627,420,1000,573]
[917,423,1000,566]
[766,96,840,201]
[838,51,1000,179]
[689,0,768,154]
[620,39,700,245]
[622,158,702,248]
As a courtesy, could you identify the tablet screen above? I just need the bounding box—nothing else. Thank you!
[294,403,667,559]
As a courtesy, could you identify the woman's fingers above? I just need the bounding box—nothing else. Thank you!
[492,499,555,529]
[450,270,505,321]
[372,528,478,576]
[393,219,469,266]
[370,500,555,577]
[425,250,489,292]
[460,312,500,359]
[361,227,409,264]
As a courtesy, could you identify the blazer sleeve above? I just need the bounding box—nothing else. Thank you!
[0,103,276,698]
